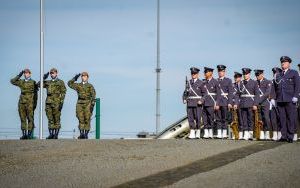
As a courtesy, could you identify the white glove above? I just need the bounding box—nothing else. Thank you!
[270,99,276,107]
[292,97,298,103]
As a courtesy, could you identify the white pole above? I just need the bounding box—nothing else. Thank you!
[39,0,44,139]
[155,0,161,135]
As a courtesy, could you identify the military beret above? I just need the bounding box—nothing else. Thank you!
[234,72,242,78]
[190,67,200,74]
[272,67,282,74]
[81,72,89,77]
[217,65,226,71]
[204,67,214,73]
[50,68,58,73]
[254,69,264,76]
[280,56,292,63]
[242,68,252,75]
[23,69,31,73]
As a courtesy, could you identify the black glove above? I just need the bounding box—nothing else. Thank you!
[59,102,63,111]
[43,72,49,80]
[90,103,95,114]
[74,73,81,81]
[18,70,24,77]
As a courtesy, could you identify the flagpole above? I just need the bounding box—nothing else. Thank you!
[39,0,44,139]
[155,0,161,135]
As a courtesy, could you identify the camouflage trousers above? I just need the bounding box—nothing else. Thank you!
[45,103,61,129]
[18,102,35,131]
[76,103,92,131]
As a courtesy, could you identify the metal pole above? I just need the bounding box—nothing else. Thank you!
[95,98,101,139]
[39,0,44,139]
[155,0,161,135]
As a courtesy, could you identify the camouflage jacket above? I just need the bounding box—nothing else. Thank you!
[10,75,38,107]
[68,79,96,105]
[43,78,67,104]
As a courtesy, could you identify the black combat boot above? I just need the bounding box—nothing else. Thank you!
[78,130,84,139]
[24,130,28,139]
[20,130,26,140]
[27,130,33,139]
[84,130,89,139]
[46,129,54,139]
[53,129,60,139]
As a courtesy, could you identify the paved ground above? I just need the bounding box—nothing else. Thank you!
[0,139,299,188]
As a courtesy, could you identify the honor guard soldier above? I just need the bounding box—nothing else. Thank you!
[183,67,205,139]
[254,69,272,140]
[270,67,282,140]
[239,68,259,140]
[216,65,234,139]
[275,56,300,143]
[296,63,300,140]
[202,67,221,139]
[41,68,66,139]
[233,72,244,139]
[10,69,38,139]
[68,72,96,139]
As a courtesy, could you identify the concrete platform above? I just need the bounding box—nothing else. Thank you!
[0,139,299,188]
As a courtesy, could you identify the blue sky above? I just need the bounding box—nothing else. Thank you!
[1,0,300,139]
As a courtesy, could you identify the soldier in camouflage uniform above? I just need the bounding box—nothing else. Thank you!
[10,69,38,139]
[40,68,66,139]
[68,72,96,139]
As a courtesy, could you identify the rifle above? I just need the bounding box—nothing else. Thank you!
[230,108,239,140]
[183,76,189,101]
[254,106,263,140]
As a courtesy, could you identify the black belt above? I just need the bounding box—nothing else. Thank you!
[47,94,60,96]
[21,93,33,95]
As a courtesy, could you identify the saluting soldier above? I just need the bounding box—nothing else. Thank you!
[233,72,244,139]
[275,56,300,143]
[254,69,272,140]
[183,67,205,139]
[239,68,259,140]
[269,67,282,141]
[215,65,234,139]
[10,69,38,139]
[41,68,66,139]
[202,67,221,139]
[68,72,96,139]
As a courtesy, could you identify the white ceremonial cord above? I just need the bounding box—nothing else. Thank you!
[273,73,282,84]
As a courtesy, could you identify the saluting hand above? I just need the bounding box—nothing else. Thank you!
[74,73,81,81]
[43,72,49,80]
[18,70,24,77]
